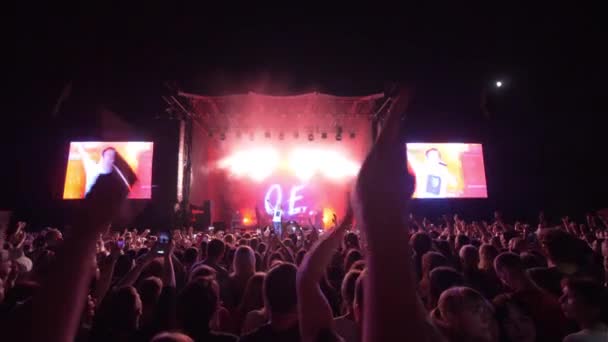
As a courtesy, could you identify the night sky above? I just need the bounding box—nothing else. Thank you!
[7,5,607,225]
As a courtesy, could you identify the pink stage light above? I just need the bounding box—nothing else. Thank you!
[316,150,359,181]
[218,146,280,182]
[288,148,359,182]
[219,146,360,182]
[288,148,318,182]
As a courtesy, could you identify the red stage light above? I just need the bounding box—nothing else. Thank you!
[322,207,335,228]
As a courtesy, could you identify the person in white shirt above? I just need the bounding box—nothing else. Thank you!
[408,148,456,198]
[560,278,608,342]
[270,203,283,237]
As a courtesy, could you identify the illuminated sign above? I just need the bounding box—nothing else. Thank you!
[264,184,307,216]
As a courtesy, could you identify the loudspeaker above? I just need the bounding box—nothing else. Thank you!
[190,200,211,229]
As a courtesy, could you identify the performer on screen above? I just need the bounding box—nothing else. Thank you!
[408,148,456,198]
[76,143,130,197]
[75,143,116,196]
[266,200,283,237]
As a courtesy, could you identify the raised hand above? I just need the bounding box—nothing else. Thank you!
[109,241,122,261]
[297,193,353,341]
[353,90,414,228]
[352,87,437,342]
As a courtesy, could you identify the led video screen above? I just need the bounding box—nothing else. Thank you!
[63,141,154,199]
[407,143,487,198]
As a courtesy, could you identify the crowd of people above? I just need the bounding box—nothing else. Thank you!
[1,108,608,342]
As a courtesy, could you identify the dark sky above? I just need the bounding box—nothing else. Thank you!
[7,5,607,221]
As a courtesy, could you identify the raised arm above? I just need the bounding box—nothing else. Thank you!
[23,190,122,342]
[354,89,441,342]
[115,244,159,288]
[75,142,96,172]
[276,236,295,263]
[297,205,352,341]
[93,242,120,302]
[163,241,176,288]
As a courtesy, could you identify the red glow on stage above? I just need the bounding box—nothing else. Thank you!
[186,92,376,226]
[322,207,335,227]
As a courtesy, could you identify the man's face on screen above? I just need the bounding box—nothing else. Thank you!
[426,150,440,163]
[101,149,116,169]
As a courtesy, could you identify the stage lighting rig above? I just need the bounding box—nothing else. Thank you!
[308,133,314,141]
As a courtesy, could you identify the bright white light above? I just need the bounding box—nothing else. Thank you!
[318,150,359,181]
[288,148,359,182]
[288,149,319,182]
[218,147,279,182]
[496,81,503,88]
[220,146,360,182]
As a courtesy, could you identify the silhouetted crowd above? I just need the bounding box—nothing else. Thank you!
[2,209,607,342]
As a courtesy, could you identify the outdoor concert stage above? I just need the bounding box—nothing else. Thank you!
[174,92,380,230]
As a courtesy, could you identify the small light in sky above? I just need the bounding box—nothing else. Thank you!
[496,81,503,88]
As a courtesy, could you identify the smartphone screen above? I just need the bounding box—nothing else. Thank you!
[157,231,170,254]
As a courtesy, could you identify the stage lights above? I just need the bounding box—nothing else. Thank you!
[321,132,327,139]
[218,146,360,183]
[308,133,314,141]
[495,80,503,88]
[218,147,279,182]
[336,126,343,141]
[349,132,356,139]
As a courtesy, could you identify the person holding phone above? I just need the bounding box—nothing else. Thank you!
[157,231,171,255]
